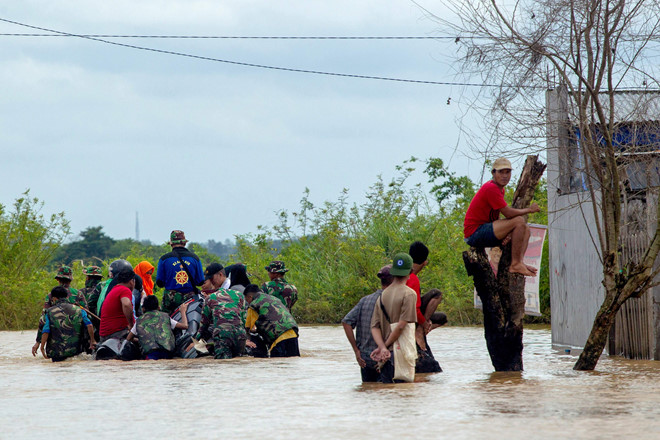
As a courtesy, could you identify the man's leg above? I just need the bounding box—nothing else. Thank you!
[493,217,536,277]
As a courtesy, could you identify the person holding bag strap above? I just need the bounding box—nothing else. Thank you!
[370,253,418,383]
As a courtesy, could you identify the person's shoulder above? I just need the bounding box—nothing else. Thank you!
[159,251,176,261]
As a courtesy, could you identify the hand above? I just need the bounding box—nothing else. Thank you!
[501,233,512,246]
[89,340,97,350]
[370,347,390,362]
[179,303,188,313]
[423,320,432,335]
[41,345,48,359]
[529,202,540,213]
[246,340,257,349]
[32,342,39,357]
[354,350,367,368]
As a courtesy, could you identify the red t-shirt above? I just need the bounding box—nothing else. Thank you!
[406,273,425,325]
[99,285,133,337]
[464,180,507,238]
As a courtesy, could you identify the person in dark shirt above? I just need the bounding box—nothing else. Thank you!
[156,230,204,314]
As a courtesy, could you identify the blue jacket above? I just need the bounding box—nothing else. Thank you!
[156,247,204,293]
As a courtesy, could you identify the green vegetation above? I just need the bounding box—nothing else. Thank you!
[1,158,549,330]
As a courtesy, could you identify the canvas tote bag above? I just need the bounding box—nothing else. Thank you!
[390,322,417,382]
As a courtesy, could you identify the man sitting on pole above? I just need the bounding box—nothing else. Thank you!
[463,157,540,277]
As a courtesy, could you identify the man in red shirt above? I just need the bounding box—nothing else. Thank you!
[99,269,136,342]
[464,157,540,277]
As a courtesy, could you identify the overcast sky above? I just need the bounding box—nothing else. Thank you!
[0,1,490,244]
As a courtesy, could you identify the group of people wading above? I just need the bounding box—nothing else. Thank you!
[32,230,300,362]
[31,157,538,384]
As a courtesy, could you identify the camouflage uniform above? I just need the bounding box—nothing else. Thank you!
[135,310,176,356]
[196,288,247,359]
[36,286,86,343]
[261,278,298,311]
[162,290,196,316]
[43,302,85,360]
[248,292,298,348]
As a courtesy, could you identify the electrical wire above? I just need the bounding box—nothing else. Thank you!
[0,33,461,39]
[0,17,512,88]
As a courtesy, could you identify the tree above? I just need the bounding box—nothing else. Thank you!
[433,0,660,369]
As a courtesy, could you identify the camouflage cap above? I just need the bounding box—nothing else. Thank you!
[169,230,188,245]
[54,265,73,281]
[83,266,103,277]
[264,260,288,273]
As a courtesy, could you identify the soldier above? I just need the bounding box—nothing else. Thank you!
[79,266,103,307]
[37,286,97,362]
[156,230,204,314]
[261,261,298,312]
[243,284,300,358]
[31,265,85,356]
[127,296,188,360]
[196,263,247,359]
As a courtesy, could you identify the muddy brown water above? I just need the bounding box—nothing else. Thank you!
[1,326,659,439]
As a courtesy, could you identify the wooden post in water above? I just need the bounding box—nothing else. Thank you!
[463,155,546,371]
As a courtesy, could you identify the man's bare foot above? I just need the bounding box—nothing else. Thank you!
[509,263,536,277]
[525,264,538,275]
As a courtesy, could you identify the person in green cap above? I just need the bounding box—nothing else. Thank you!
[370,252,418,383]
[261,260,298,312]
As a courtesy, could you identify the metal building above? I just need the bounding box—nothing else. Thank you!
[546,86,660,359]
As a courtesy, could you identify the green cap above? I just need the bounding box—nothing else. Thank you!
[83,266,103,277]
[265,261,288,273]
[390,253,413,276]
[54,265,73,281]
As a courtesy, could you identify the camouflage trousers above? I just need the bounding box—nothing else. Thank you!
[162,290,195,315]
[211,327,247,359]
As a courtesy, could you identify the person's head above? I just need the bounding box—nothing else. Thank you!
[83,266,103,282]
[491,157,513,187]
[409,241,429,274]
[204,263,226,289]
[376,264,394,288]
[115,268,136,289]
[54,265,73,285]
[265,261,288,280]
[142,295,160,312]
[243,284,262,304]
[389,253,413,281]
[225,263,250,288]
[168,230,188,248]
[430,312,448,329]
[108,259,132,279]
[50,285,68,301]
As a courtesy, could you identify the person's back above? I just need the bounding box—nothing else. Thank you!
[249,292,297,345]
[134,310,176,356]
[198,288,247,359]
[44,301,85,360]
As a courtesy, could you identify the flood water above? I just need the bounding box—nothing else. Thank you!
[1,325,659,439]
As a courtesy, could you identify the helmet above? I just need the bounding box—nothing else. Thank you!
[108,259,132,278]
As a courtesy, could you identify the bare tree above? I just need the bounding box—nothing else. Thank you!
[430,0,660,369]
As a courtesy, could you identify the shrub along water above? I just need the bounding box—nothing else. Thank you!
[2,159,549,330]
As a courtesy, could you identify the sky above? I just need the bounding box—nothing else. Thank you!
[0,0,489,244]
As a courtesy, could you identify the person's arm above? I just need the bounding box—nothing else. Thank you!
[126,331,136,342]
[500,203,540,219]
[174,303,189,329]
[342,322,366,368]
[87,324,97,349]
[155,259,165,288]
[121,296,134,328]
[40,332,49,359]
[370,327,391,362]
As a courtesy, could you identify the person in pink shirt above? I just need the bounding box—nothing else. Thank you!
[463,157,540,277]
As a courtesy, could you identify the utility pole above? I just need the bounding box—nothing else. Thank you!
[135,211,140,241]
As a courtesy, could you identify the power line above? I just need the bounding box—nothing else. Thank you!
[0,33,461,40]
[0,17,505,88]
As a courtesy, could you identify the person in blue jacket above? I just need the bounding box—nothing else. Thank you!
[156,230,204,314]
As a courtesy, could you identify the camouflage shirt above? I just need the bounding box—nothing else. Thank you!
[196,288,247,344]
[135,310,176,355]
[261,277,298,311]
[44,301,85,359]
[36,287,86,342]
[248,292,298,346]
